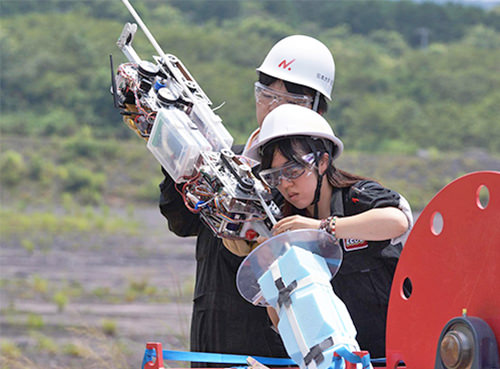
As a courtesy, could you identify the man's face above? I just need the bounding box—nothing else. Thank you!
[255,80,287,127]
[255,80,313,127]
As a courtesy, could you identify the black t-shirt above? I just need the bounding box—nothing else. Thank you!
[329,180,409,358]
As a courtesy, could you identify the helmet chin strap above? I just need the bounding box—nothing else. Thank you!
[312,172,324,219]
[308,139,332,218]
[312,91,321,112]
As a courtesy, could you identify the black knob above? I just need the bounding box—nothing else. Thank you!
[157,87,179,105]
[138,61,159,78]
[238,177,255,193]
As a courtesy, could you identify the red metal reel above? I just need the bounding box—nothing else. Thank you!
[386,171,500,368]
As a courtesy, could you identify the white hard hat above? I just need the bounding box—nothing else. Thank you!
[257,35,335,100]
[245,104,343,161]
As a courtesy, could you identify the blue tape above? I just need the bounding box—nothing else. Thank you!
[333,346,371,369]
[142,348,155,369]
[329,355,343,369]
[142,348,296,368]
[142,348,385,369]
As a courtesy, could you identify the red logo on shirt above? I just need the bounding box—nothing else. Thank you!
[278,59,295,71]
[342,238,368,252]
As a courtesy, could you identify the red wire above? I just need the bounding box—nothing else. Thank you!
[174,174,201,213]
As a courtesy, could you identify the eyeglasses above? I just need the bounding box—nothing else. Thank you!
[254,82,313,108]
[259,153,316,188]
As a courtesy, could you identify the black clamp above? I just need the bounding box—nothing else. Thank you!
[275,277,298,308]
[304,336,334,366]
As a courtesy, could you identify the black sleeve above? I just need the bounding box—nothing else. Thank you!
[344,180,402,213]
[158,167,202,237]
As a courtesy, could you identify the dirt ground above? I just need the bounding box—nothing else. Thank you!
[0,205,197,368]
[0,202,422,369]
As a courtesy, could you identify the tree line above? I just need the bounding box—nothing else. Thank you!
[2,0,500,45]
[1,0,499,152]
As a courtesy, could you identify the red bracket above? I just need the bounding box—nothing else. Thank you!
[144,342,164,369]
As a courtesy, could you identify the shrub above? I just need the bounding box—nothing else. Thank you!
[60,127,120,162]
[0,340,22,359]
[31,275,48,295]
[101,319,117,336]
[26,314,44,330]
[0,150,26,187]
[52,291,69,313]
[62,342,89,357]
[92,286,110,300]
[21,239,35,253]
[60,166,106,193]
[136,177,162,203]
[30,332,58,355]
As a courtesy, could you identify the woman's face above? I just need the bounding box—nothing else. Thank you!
[271,150,318,210]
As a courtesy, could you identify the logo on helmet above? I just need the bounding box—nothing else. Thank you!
[316,73,333,86]
[278,59,295,71]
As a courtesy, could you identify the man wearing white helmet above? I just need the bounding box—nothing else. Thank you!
[250,104,413,358]
[243,34,335,160]
[158,35,335,366]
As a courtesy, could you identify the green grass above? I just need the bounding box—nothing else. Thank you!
[26,314,44,330]
[0,207,138,238]
[2,135,500,212]
[0,340,22,360]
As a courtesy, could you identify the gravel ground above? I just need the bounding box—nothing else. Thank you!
[0,205,197,369]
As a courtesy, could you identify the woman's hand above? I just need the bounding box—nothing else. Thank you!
[272,215,321,235]
[256,215,320,243]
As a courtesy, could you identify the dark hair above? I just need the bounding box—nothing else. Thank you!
[258,72,328,114]
[261,136,367,189]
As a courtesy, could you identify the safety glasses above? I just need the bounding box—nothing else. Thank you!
[259,153,316,188]
[254,82,313,108]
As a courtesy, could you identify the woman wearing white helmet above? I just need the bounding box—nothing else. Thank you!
[243,34,335,159]
[252,104,413,358]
